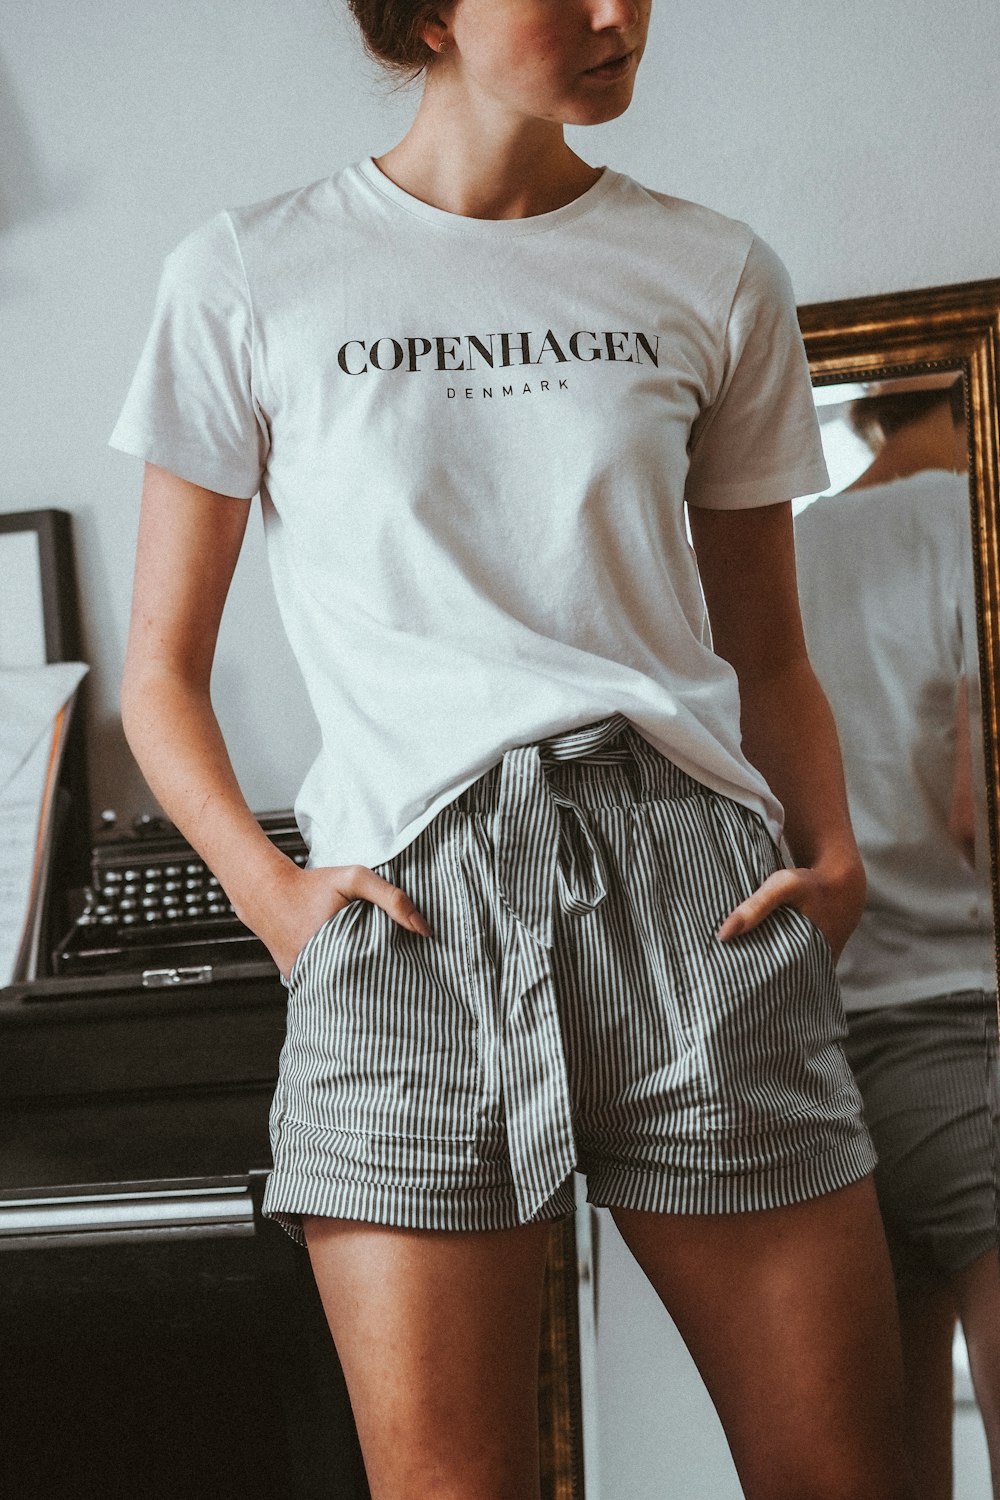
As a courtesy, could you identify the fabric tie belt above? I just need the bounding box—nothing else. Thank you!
[491,713,634,1221]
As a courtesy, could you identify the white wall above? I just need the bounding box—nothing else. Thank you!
[3,3,999,1495]
[3,0,999,822]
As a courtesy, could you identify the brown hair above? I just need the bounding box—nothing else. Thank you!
[848,382,967,447]
[347,1,441,75]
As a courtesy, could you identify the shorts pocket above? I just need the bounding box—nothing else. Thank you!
[287,859,397,989]
[781,901,838,973]
[279,852,483,1143]
[702,795,783,903]
[287,905,352,989]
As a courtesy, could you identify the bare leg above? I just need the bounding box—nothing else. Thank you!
[952,1249,1000,1500]
[303,1216,554,1500]
[612,1177,915,1500]
[895,1282,957,1500]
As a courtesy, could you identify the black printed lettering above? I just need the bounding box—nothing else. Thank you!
[339,328,658,375]
[500,332,532,367]
[535,330,568,364]
[406,336,433,372]
[559,379,568,390]
[369,337,404,372]
[568,331,601,362]
[436,336,465,372]
[540,381,550,392]
[467,335,496,369]
[604,332,635,362]
[337,340,368,374]
[502,385,514,397]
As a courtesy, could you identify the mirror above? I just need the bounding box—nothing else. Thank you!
[798,281,1000,922]
[796,280,1000,1488]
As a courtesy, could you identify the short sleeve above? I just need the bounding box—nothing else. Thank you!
[685,235,829,510]
[109,213,268,499]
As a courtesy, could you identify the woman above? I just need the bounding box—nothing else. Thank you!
[113,3,914,1496]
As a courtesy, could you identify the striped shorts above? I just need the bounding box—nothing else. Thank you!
[843,991,999,1291]
[263,716,875,1242]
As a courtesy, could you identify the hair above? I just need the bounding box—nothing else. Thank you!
[347,1,441,76]
[848,381,967,448]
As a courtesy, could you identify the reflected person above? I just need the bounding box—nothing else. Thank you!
[795,386,1000,1500]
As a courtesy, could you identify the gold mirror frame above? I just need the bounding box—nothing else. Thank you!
[798,279,1000,994]
[539,1216,585,1499]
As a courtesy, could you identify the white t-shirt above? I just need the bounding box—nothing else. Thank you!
[111,160,829,869]
[795,471,995,1010]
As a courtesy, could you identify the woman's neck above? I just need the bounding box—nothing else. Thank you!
[847,405,966,491]
[375,81,601,220]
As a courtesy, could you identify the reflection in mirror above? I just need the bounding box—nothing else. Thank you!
[794,372,1000,1496]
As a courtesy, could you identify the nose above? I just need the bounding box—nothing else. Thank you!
[589,0,641,29]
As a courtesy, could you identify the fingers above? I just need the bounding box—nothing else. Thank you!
[717,870,801,943]
[342,864,433,937]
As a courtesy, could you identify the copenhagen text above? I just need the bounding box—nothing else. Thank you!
[335,329,660,376]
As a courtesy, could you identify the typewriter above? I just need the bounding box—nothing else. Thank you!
[52,811,307,987]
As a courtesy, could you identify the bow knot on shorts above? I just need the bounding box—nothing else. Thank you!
[495,715,628,947]
[264,717,875,1242]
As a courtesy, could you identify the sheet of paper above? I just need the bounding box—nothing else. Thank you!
[0,661,88,986]
[0,531,46,668]
[0,729,55,986]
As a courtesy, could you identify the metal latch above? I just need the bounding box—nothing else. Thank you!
[141,965,214,988]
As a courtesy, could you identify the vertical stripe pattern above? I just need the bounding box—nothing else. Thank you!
[842,991,999,1289]
[263,716,875,1243]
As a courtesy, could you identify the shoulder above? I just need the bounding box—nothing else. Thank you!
[162,164,364,288]
[827,472,966,528]
[613,173,754,253]
[610,172,795,320]
[226,166,360,252]
[901,469,970,528]
[610,175,785,279]
[796,473,968,565]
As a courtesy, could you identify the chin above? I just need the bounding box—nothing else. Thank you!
[566,90,635,127]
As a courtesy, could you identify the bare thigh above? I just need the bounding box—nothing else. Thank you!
[612,1177,915,1500]
[896,1282,957,1500]
[953,1248,1000,1499]
[303,1215,554,1500]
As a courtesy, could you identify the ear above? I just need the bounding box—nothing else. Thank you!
[419,7,456,56]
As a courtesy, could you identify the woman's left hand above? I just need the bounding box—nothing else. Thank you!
[717,860,867,963]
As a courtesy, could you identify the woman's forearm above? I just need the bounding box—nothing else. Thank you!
[120,667,298,936]
[687,503,863,885]
[120,467,305,942]
[739,655,864,888]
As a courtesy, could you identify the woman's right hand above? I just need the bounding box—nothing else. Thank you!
[257,861,433,981]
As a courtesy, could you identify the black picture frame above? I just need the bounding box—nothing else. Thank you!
[0,509,82,666]
[0,508,90,972]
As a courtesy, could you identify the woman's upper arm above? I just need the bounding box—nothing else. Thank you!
[124,462,252,693]
[687,500,808,684]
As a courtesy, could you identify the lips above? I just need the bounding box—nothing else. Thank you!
[584,50,634,78]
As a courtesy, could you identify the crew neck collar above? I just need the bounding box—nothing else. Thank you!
[354,156,620,237]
